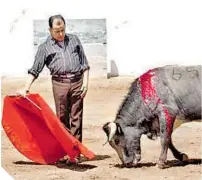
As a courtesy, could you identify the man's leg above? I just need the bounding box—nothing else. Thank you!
[52,78,73,163]
[52,79,71,130]
[69,77,83,143]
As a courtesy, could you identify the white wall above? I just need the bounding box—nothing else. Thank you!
[2,0,108,77]
[1,0,202,77]
[107,1,202,77]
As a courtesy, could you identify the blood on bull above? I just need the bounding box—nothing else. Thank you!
[103,65,201,168]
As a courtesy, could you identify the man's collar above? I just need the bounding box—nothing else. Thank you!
[49,34,69,45]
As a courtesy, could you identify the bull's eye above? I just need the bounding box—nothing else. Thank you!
[114,139,120,145]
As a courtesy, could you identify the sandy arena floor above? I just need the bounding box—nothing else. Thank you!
[1,76,202,180]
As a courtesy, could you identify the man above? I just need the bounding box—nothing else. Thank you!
[18,14,90,164]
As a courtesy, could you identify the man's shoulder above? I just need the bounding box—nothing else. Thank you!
[37,36,51,48]
[66,33,80,40]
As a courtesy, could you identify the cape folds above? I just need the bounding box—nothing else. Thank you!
[2,93,95,164]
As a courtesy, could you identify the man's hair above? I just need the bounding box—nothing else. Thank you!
[48,14,66,28]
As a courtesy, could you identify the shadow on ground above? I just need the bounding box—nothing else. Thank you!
[113,158,202,169]
[13,154,111,172]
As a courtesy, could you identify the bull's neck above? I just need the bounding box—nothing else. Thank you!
[115,79,151,127]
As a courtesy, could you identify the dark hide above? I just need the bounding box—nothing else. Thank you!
[103,65,201,168]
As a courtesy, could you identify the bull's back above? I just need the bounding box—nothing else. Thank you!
[158,65,201,120]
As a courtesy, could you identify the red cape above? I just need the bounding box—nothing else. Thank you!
[1,94,95,164]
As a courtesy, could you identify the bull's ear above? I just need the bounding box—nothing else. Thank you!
[137,118,149,134]
[102,122,117,145]
[116,123,124,136]
[137,118,145,128]
[103,122,117,141]
[102,122,110,137]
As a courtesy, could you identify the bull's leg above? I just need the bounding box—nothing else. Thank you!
[169,138,188,161]
[158,133,170,169]
[157,107,176,169]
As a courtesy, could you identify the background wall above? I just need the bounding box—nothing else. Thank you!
[33,19,107,77]
[107,1,202,77]
[1,0,202,78]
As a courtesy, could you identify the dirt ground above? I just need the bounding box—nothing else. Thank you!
[1,76,202,180]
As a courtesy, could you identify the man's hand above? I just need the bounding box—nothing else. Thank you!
[80,69,89,98]
[16,88,29,97]
[80,84,88,98]
[15,74,35,97]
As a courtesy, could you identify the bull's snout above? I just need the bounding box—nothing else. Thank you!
[123,154,141,168]
[136,154,141,161]
[124,162,134,168]
[133,154,141,165]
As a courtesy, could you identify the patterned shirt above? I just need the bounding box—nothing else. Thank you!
[28,33,90,78]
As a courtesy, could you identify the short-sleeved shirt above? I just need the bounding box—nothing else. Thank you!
[28,33,90,78]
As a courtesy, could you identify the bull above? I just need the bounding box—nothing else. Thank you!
[103,65,201,168]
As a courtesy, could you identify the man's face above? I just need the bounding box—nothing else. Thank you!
[49,18,65,42]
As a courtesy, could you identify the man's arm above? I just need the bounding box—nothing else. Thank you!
[28,44,46,78]
[18,44,46,96]
[82,68,89,89]
[24,74,36,93]
[75,35,90,98]
[80,68,89,99]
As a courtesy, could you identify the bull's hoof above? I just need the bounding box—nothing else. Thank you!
[181,153,188,161]
[124,162,134,168]
[177,153,189,161]
[156,162,169,169]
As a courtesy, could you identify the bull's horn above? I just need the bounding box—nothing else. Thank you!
[108,122,117,141]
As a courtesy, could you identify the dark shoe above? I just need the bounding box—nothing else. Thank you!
[56,155,69,164]
[65,156,81,165]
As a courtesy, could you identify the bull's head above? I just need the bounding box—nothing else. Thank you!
[103,122,143,167]
[102,118,160,167]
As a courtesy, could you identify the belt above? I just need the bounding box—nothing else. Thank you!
[52,72,82,79]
